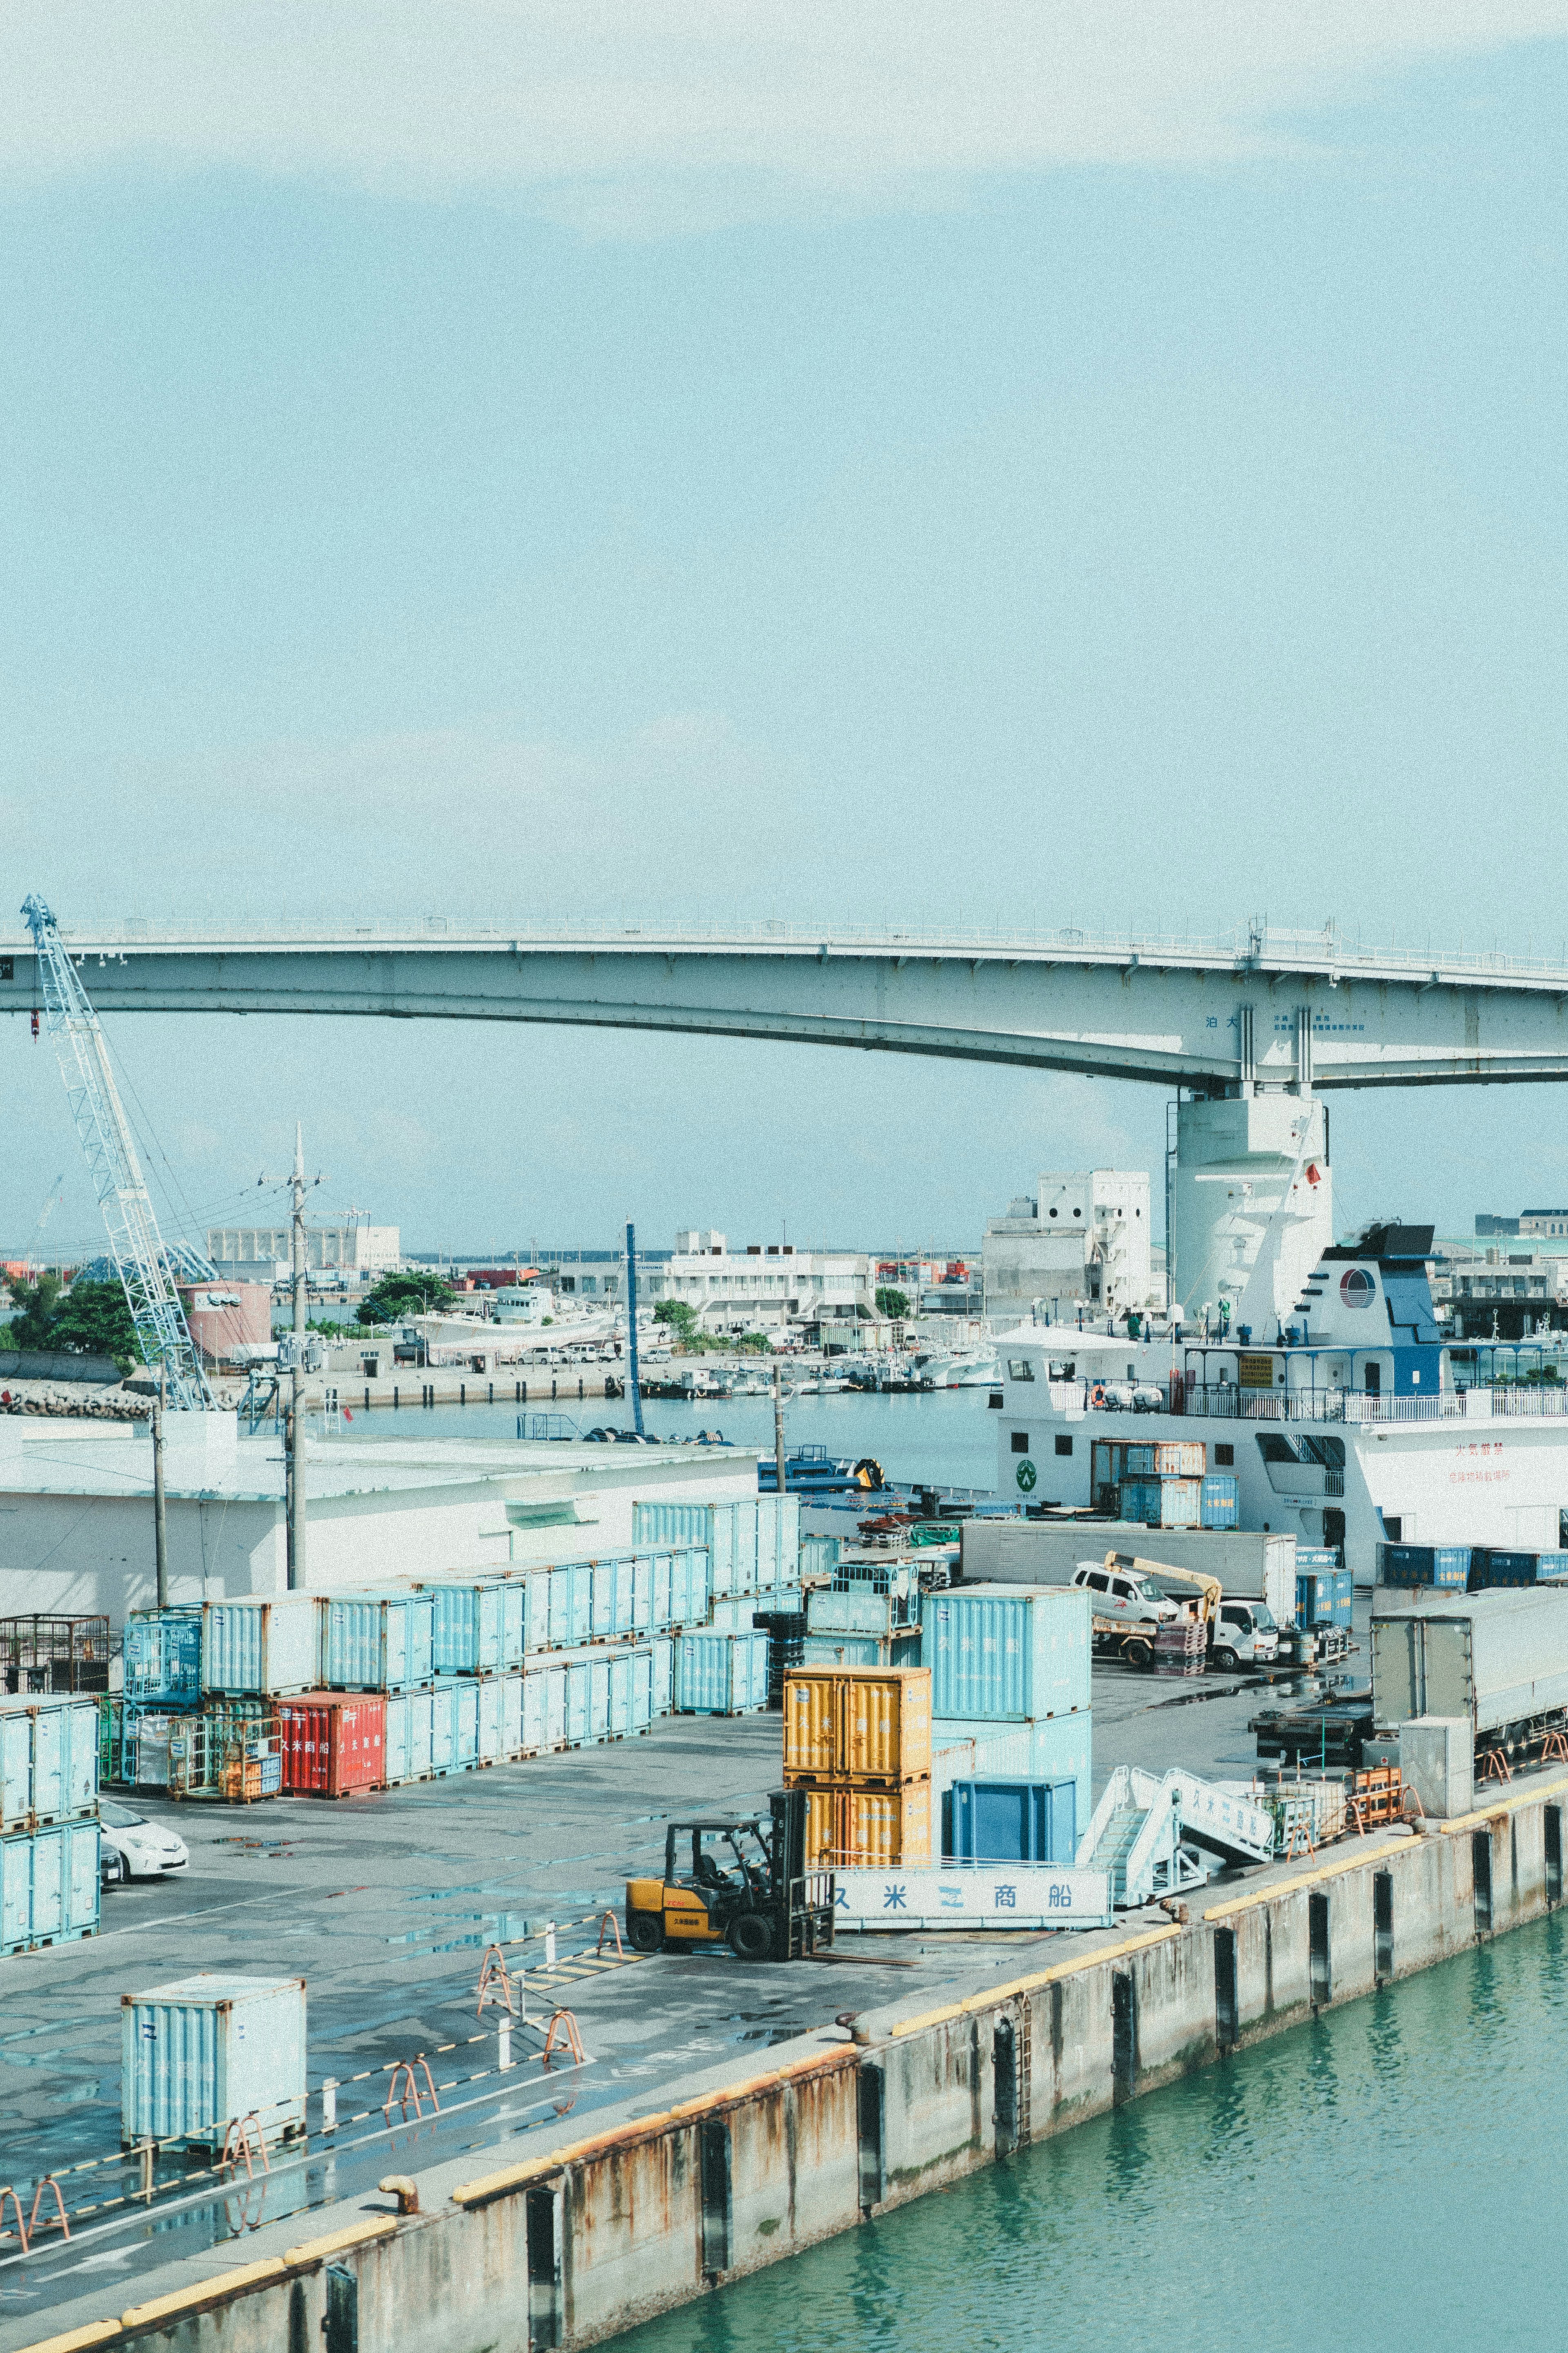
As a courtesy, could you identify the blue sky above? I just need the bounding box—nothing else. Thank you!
[2,7,1566,1258]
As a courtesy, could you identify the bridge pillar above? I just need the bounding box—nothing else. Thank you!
[1169,1095,1331,1337]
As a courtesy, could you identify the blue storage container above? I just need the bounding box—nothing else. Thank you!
[674,1629,770,1715]
[800,1533,841,1582]
[202,1598,319,1695]
[498,1671,524,1759]
[608,1650,635,1737]
[521,1660,566,1754]
[428,1581,526,1675]
[709,1597,756,1631]
[633,1499,800,1597]
[0,1694,99,1832]
[629,1646,654,1734]
[942,1777,1078,1866]
[120,1974,305,2150]
[124,1609,203,1705]
[383,1688,434,1785]
[630,1555,654,1635]
[924,1586,1091,1721]
[476,1677,504,1764]
[801,1633,910,1667]
[933,1714,1092,1838]
[1379,1543,1471,1590]
[647,1551,674,1630]
[808,1586,903,1638]
[1199,1474,1239,1530]
[650,1635,675,1717]
[429,1683,457,1774]
[320,1594,434,1692]
[451,1680,480,1768]
[1296,1568,1355,1628]
[1470,1549,1568,1590]
[1118,1476,1204,1529]
[547,1560,593,1648]
[1,1820,100,1956]
[666,1547,712,1627]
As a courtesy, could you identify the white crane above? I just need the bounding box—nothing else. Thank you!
[22,894,214,1410]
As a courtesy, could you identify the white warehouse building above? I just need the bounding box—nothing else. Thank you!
[647,1231,871,1332]
[983,1170,1156,1329]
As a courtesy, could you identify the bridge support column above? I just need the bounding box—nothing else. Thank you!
[1169,1095,1331,1336]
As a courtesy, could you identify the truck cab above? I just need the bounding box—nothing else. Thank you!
[1211,1599,1278,1671]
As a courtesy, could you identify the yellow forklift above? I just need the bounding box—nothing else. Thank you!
[624,1789,835,1962]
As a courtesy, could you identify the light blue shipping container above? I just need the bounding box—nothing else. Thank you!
[674,1630,770,1715]
[630,1555,654,1635]
[590,1557,639,1641]
[801,1633,921,1668]
[517,1572,551,1655]
[924,1585,1091,1721]
[521,1660,567,1753]
[648,1551,674,1630]
[629,1647,654,1733]
[709,1597,756,1632]
[124,1609,203,1705]
[608,1651,635,1737]
[121,1974,306,2149]
[450,1680,480,1769]
[758,1493,800,1588]
[383,1688,434,1785]
[1,1820,100,1955]
[1119,1476,1204,1529]
[633,1501,798,1597]
[320,1594,434,1692]
[477,1677,504,1763]
[650,1635,675,1716]
[800,1533,841,1583]
[499,1671,524,1758]
[1200,1474,1240,1530]
[942,1777,1078,1867]
[808,1586,902,1638]
[0,1693,99,1831]
[429,1582,526,1676]
[564,1656,590,1746]
[668,1548,712,1627]
[547,1561,593,1648]
[429,1683,457,1774]
[202,1599,319,1695]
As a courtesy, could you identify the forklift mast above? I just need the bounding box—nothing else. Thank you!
[771,1788,807,1891]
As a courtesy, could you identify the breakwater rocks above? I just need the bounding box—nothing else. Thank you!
[0,1381,148,1420]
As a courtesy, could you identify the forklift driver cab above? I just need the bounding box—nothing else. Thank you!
[625,1792,835,1963]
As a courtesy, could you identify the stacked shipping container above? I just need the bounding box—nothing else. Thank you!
[922,1584,1093,1857]
[1,1692,100,1955]
[782,1664,932,1866]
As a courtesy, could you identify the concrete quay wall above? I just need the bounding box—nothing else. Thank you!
[13,1772,1566,2353]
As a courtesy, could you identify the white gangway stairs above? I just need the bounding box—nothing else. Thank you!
[1076,1768,1274,1907]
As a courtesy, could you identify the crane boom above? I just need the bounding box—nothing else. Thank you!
[21,894,214,1410]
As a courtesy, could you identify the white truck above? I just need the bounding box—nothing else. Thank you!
[1069,1557,1279,1672]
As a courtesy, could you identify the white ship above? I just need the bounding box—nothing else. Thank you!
[994,1222,1568,1581]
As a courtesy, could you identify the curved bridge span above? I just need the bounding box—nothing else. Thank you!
[4,918,1568,1093]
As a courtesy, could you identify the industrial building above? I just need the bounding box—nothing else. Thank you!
[207,1222,400,1286]
[0,1415,758,1621]
[982,1169,1156,1328]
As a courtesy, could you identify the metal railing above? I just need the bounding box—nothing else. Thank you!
[1053,1380,1568,1426]
[4,914,1568,986]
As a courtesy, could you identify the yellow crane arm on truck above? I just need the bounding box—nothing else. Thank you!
[1106,1551,1223,1630]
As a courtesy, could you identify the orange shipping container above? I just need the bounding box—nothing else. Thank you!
[782,1666,931,1782]
[797,1779,931,1869]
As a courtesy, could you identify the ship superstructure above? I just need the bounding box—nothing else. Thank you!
[996,1224,1568,1579]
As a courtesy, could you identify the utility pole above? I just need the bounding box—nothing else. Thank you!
[286,1124,307,1592]
[152,1365,168,1608]
[625,1223,644,1437]
[772,1356,788,1499]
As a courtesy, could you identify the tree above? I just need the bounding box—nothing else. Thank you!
[875,1287,911,1320]
[7,1273,142,1374]
[356,1269,459,1327]
[654,1299,700,1349]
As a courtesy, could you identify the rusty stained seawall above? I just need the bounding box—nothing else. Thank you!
[13,1778,1568,2353]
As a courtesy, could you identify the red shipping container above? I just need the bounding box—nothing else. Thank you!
[277,1692,386,1798]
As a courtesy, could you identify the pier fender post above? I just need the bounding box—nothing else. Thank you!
[525,2178,566,2350]
[856,2058,886,2213]
[1111,1972,1138,2103]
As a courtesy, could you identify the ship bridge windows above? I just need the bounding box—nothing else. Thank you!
[1007,1359,1037,1381]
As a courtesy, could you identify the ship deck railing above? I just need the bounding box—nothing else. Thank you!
[1047,1380,1568,1426]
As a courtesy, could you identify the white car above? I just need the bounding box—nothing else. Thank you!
[100,1798,189,1882]
[1071,1562,1184,1626]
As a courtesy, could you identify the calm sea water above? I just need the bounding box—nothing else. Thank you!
[351,1387,1002,1494]
[609,1911,1568,2353]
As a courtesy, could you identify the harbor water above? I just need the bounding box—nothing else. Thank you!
[608,1909,1568,2352]
[349,1387,1001,1494]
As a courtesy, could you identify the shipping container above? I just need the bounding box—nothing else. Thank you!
[669,1547,712,1628]
[931,1712,1092,1836]
[801,1633,917,1668]
[799,1534,841,1584]
[650,1635,675,1718]
[546,1560,593,1649]
[319,1594,434,1693]
[1469,1549,1568,1591]
[202,1599,318,1696]
[632,1498,801,1598]
[520,1660,567,1755]
[675,1630,770,1715]
[120,1974,307,2150]
[0,1820,99,1955]
[383,1688,435,1785]
[1296,1568,1355,1629]
[590,1555,634,1642]
[1377,1544,1471,1591]
[276,1694,386,1799]
[427,1581,526,1676]
[1200,1474,1240,1530]
[451,1679,480,1769]
[798,1780,930,1869]
[1119,1476,1204,1529]
[922,1586,1090,1722]
[807,1586,906,1639]
[476,1676,504,1764]
[961,1521,1299,1623]
[0,1692,99,1831]
[123,1609,203,1706]
[709,1598,757,1632]
[1372,1589,1568,1735]
[497,1670,523,1759]
[942,1776,1077,1866]
[428,1682,456,1774]
[782,1665,931,1780]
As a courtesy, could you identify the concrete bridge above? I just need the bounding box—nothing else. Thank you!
[6,914,1567,1325]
